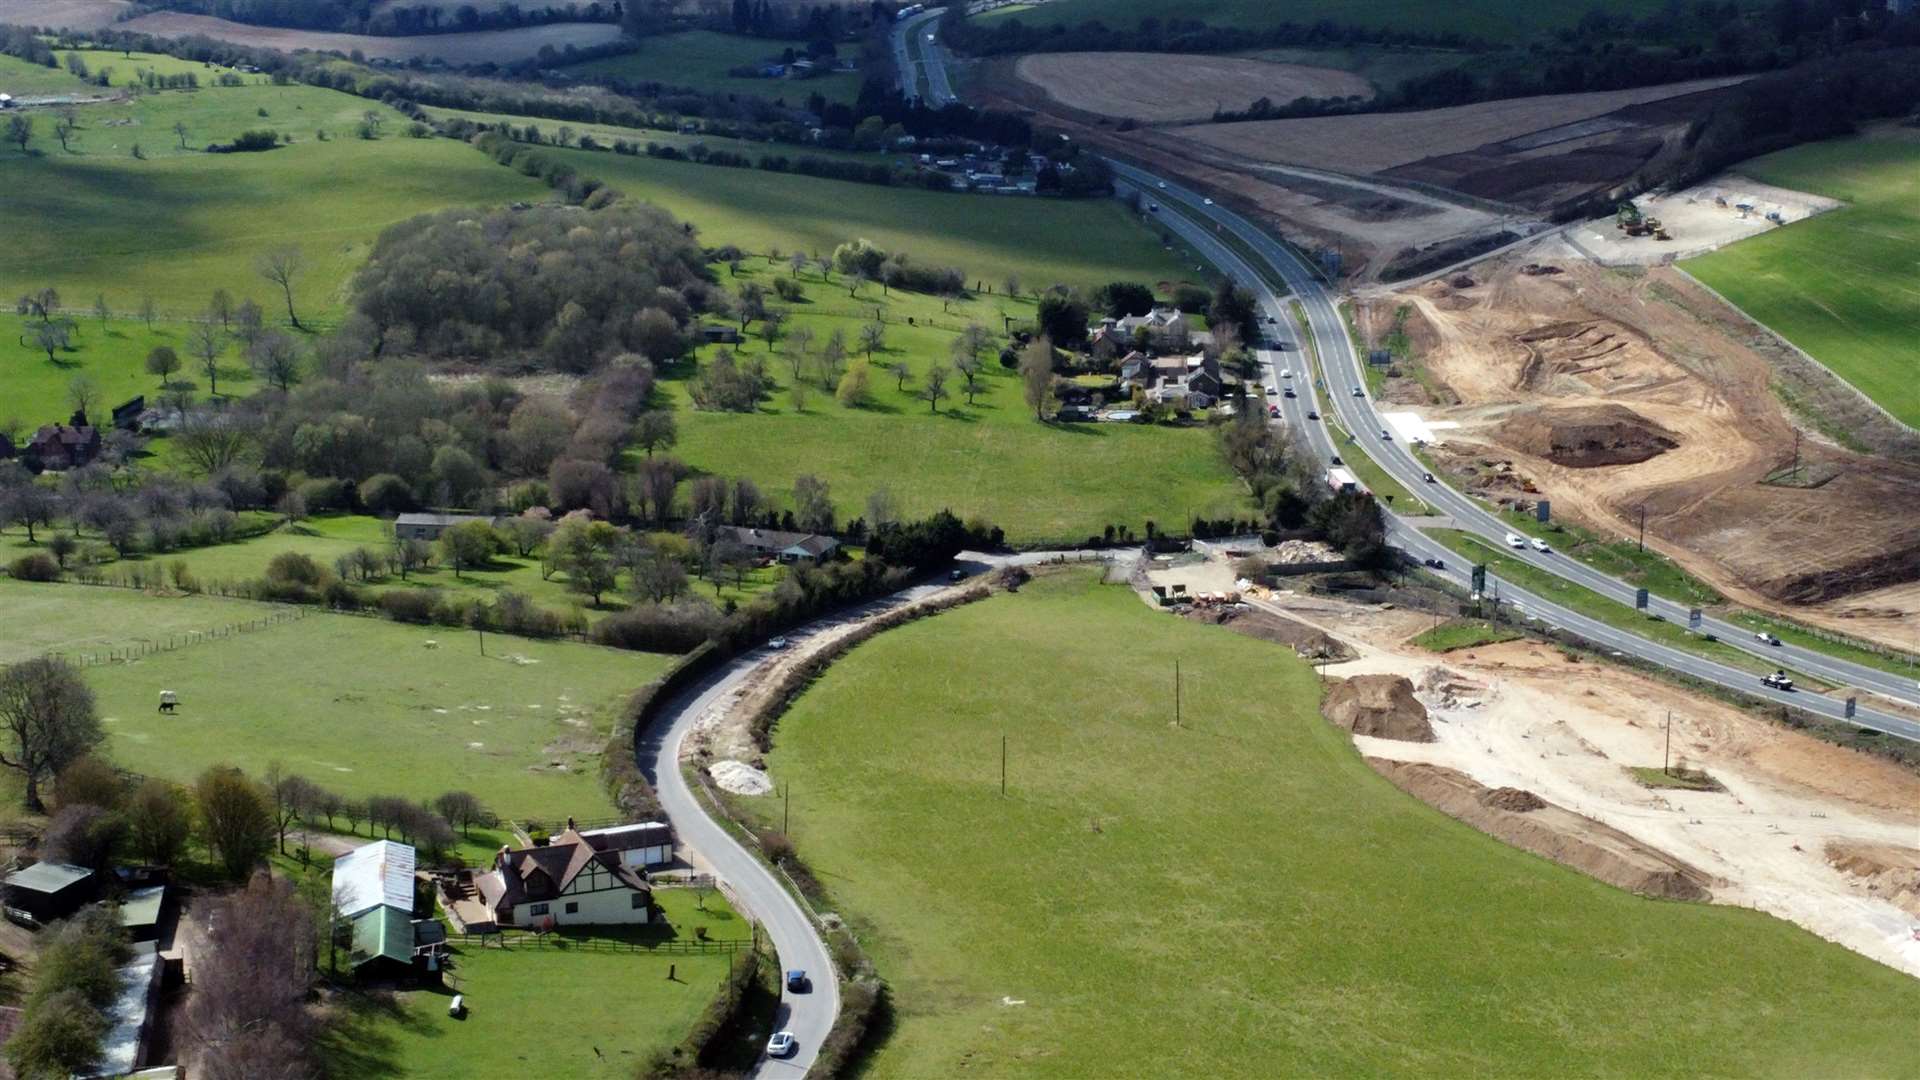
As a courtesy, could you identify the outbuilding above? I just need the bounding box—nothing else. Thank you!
[4,862,95,923]
[393,512,496,542]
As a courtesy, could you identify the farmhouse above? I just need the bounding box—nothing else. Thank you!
[24,422,102,472]
[713,525,840,565]
[392,512,497,542]
[4,862,95,923]
[476,823,654,929]
[332,840,446,975]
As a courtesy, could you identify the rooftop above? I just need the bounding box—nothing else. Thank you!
[332,840,417,919]
[5,861,94,894]
[119,885,167,929]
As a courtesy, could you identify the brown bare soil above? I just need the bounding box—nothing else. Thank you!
[1184,606,1354,661]
[0,0,129,30]
[1399,248,1920,622]
[1170,77,1748,177]
[117,11,624,63]
[1826,842,1920,918]
[1013,52,1371,125]
[1494,404,1679,468]
[1322,673,1434,742]
[1368,758,1716,901]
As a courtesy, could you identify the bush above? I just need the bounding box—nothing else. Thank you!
[358,473,416,515]
[295,477,350,513]
[264,551,326,587]
[8,553,61,582]
[378,589,438,624]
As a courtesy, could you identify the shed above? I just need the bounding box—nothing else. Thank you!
[118,885,170,943]
[332,840,417,919]
[5,862,95,922]
[700,324,742,344]
[392,512,494,543]
[80,954,161,1079]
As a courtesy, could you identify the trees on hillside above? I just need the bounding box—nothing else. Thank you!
[0,657,103,813]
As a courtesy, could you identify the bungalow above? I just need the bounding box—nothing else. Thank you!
[393,512,496,542]
[713,525,839,565]
[24,423,101,472]
[476,824,653,929]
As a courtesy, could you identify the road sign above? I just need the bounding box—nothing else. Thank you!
[1635,588,1650,610]
[1845,697,1857,719]
[1688,608,1702,631]
[1471,564,1486,596]
[1536,500,1551,523]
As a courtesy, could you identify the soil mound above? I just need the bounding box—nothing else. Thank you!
[1323,674,1435,742]
[1495,404,1679,468]
[1369,759,1715,901]
[1480,786,1547,812]
[1826,842,1920,918]
[1187,607,1354,661]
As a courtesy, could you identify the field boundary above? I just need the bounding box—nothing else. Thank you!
[41,601,312,669]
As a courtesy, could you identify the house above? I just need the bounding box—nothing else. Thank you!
[4,861,95,922]
[80,954,162,1079]
[476,824,653,930]
[24,422,101,471]
[578,821,675,867]
[700,324,742,344]
[392,512,496,542]
[332,840,446,975]
[111,396,146,431]
[1117,351,1153,384]
[713,525,840,565]
[1116,306,1184,336]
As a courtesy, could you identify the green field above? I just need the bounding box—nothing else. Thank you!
[1,312,256,427]
[0,84,547,317]
[1410,617,1521,652]
[1684,130,1920,429]
[420,105,887,167]
[548,145,1197,294]
[57,589,670,816]
[0,578,271,664]
[740,569,1919,1076]
[324,889,747,1079]
[562,30,865,107]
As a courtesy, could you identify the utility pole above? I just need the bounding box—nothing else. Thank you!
[1174,660,1182,728]
[783,783,790,834]
[1000,734,1007,796]
[477,626,485,656]
[1663,710,1673,776]
[1637,505,1646,552]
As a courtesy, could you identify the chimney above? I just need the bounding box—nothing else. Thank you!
[566,816,575,833]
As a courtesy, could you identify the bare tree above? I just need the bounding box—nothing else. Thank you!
[865,487,900,529]
[67,375,99,419]
[254,247,305,329]
[172,119,189,149]
[185,320,224,394]
[859,320,886,359]
[138,295,155,330]
[432,791,487,838]
[210,289,232,328]
[888,361,912,393]
[918,364,951,413]
[174,409,258,475]
[51,116,74,152]
[5,114,30,152]
[0,658,104,813]
[1020,336,1056,421]
[187,875,317,1080]
[247,330,302,392]
[953,352,984,405]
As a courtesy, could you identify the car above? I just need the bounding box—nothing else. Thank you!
[1329,454,1342,465]
[767,1031,798,1058]
[1423,557,1445,570]
[1379,428,1391,440]
[1157,181,1166,189]
[786,970,810,992]
[1351,386,1364,397]
[1761,671,1795,691]
[1306,410,1320,420]
[1755,631,1782,646]
[1530,537,1549,553]
[768,636,790,650]
[1266,384,1278,394]
[1283,388,1296,398]
[949,568,968,583]
[1263,314,1276,323]
[1423,471,1435,483]
[1203,197,1214,205]
[1147,203,1159,213]
[1504,533,1525,549]
[1268,404,1280,417]
[925,32,935,40]
[1280,369,1292,379]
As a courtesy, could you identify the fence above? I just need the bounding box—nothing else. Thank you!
[454,929,750,956]
[57,604,311,669]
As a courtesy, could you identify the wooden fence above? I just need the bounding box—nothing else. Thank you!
[454,929,751,956]
[57,604,311,669]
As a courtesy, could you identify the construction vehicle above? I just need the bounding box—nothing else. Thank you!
[1713,195,1728,208]
[1762,670,1795,692]
[1765,210,1784,224]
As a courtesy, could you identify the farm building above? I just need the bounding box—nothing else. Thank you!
[700,324,742,344]
[81,954,163,1079]
[24,422,102,472]
[118,885,171,944]
[392,512,497,542]
[4,861,95,922]
[578,821,674,867]
[332,840,446,975]
[476,823,654,930]
[713,525,840,565]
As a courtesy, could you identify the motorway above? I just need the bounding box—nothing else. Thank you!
[890,7,954,106]
[1115,169,1920,744]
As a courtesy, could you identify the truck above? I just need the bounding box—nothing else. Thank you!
[1761,670,1795,692]
[1327,467,1366,496]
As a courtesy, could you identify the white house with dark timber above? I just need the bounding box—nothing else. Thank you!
[476,823,654,929]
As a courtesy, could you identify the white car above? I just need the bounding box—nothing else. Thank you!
[767,1031,798,1058]
[768,637,790,650]
[1157,181,1167,189]
[1755,631,1782,646]
[925,32,935,40]
[1280,369,1292,379]
[1530,537,1550,553]
[1504,533,1525,549]
[1203,197,1214,205]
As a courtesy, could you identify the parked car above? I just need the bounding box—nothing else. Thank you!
[1755,631,1782,646]
[768,637,790,650]
[1530,537,1550,553]
[786,970,810,992]
[1504,533,1526,549]
[767,1031,798,1058]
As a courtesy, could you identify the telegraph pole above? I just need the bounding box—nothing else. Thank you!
[1663,710,1673,776]
[1638,505,1646,552]
[1000,734,1007,796]
[1174,660,1182,728]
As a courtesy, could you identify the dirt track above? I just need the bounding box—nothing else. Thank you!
[117,11,624,63]
[1013,52,1371,124]
[1390,245,1920,643]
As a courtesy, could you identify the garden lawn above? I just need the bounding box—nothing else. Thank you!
[0,84,547,317]
[0,578,266,664]
[1685,130,1920,429]
[741,569,1919,1077]
[655,266,1246,544]
[547,144,1197,294]
[561,30,865,107]
[81,602,671,818]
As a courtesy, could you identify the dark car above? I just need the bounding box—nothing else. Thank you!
[1329,455,1342,465]
[1423,558,1445,570]
[1306,411,1319,420]
[786,970,809,992]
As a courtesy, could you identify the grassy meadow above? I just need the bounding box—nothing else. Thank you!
[562,30,865,107]
[0,577,270,664]
[1684,129,1920,429]
[1,312,257,427]
[736,569,1920,1076]
[65,593,669,817]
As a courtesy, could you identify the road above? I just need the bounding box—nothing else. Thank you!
[890,7,952,106]
[1116,171,1920,744]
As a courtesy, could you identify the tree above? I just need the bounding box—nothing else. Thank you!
[247,330,301,392]
[1095,281,1156,318]
[788,251,808,278]
[953,352,984,405]
[633,410,678,457]
[819,328,848,388]
[433,791,486,837]
[865,487,899,529]
[3,485,58,543]
[174,409,257,475]
[172,119,189,149]
[502,516,552,558]
[1020,336,1056,421]
[255,247,305,329]
[183,321,225,395]
[92,294,108,329]
[551,518,621,604]
[210,289,233,329]
[1036,293,1090,346]
[730,477,762,525]
[5,988,108,1080]
[437,520,498,579]
[792,474,834,533]
[187,875,317,1078]
[758,306,785,352]
[44,804,123,872]
[1003,273,1021,298]
[0,657,105,813]
[858,320,885,359]
[30,318,71,362]
[737,282,767,329]
[1210,277,1257,342]
[5,114,30,152]
[145,345,181,388]
[630,548,688,602]
[194,765,274,879]
[46,531,77,569]
[52,116,74,152]
[263,762,311,856]
[138,295,156,330]
[836,359,871,407]
[232,298,264,353]
[127,777,192,866]
[432,445,486,507]
[918,363,951,413]
[53,754,120,809]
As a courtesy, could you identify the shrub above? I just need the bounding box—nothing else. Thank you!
[295,477,349,513]
[8,553,61,582]
[264,551,325,587]
[378,589,438,624]
[358,473,416,515]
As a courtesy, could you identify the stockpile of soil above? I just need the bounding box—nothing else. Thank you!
[1187,607,1355,661]
[1322,674,1435,742]
[1495,404,1679,468]
[1826,842,1920,918]
[1369,759,1715,901]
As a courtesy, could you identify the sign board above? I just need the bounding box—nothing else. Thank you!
[1688,608,1702,632]
[1845,697,1857,719]
[1536,500,1551,523]
[1634,588,1650,610]
[1471,564,1486,596]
